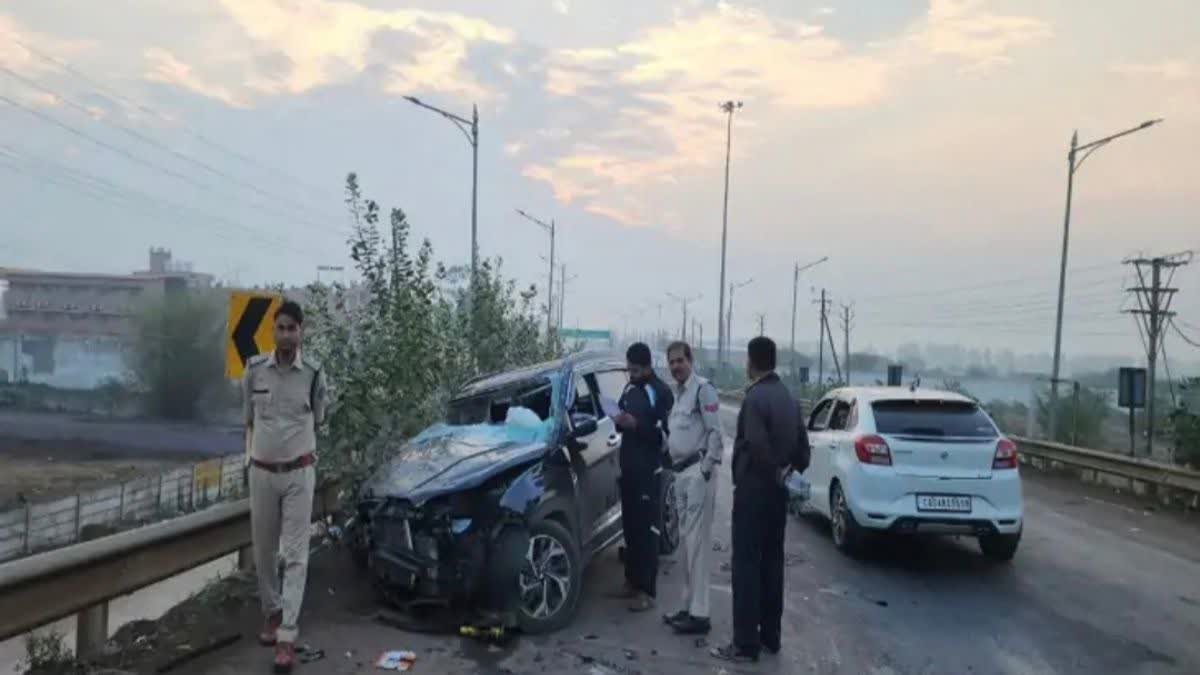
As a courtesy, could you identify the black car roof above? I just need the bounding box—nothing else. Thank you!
[454,350,625,399]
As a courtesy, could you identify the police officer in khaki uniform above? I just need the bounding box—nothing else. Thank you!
[661,341,724,635]
[242,300,326,674]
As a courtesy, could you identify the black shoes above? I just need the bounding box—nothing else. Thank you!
[672,615,712,635]
[664,611,711,635]
[663,610,689,625]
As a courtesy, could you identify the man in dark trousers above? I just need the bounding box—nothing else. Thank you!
[712,336,799,663]
[612,342,674,612]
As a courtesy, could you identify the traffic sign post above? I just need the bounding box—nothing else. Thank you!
[225,291,282,379]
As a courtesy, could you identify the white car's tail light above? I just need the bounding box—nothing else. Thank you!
[993,438,1018,469]
[854,434,892,466]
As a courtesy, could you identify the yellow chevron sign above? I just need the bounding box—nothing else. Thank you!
[224,291,282,379]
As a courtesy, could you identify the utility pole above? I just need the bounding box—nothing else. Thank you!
[840,304,854,385]
[716,100,743,368]
[515,209,555,338]
[668,292,701,341]
[1124,251,1192,457]
[790,256,829,379]
[1048,118,1163,441]
[815,290,828,384]
[756,313,766,336]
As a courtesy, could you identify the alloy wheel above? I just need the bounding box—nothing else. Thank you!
[519,533,572,620]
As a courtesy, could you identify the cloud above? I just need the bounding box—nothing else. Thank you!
[143,47,250,107]
[522,0,1051,229]
[138,0,513,105]
[906,0,1052,73]
[0,13,93,76]
[815,7,836,16]
[552,0,570,16]
[504,141,526,156]
[1111,60,1195,82]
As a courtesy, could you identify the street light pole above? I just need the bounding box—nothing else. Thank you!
[516,209,555,338]
[717,100,743,367]
[403,96,480,279]
[1048,118,1162,440]
[727,277,753,359]
[668,292,702,341]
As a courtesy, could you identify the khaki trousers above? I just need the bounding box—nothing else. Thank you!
[250,464,314,643]
[674,462,717,618]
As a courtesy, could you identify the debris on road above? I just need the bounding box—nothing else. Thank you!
[694,638,708,649]
[375,649,417,671]
[297,644,325,664]
[624,648,638,660]
[712,540,726,552]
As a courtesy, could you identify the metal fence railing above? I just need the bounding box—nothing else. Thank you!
[0,453,245,563]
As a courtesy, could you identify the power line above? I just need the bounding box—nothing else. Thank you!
[9,36,336,203]
[0,65,344,227]
[0,93,345,241]
[1172,320,1200,349]
[0,144,328,258]
[854,261,1116,304]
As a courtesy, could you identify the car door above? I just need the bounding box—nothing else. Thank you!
[563,371,621,555]
[589,369,630,541]
[824,397,857,500]
[805,398,836,517]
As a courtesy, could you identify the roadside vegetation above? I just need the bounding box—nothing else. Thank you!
[303,173,561,488]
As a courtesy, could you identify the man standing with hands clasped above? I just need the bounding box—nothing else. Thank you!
[243,300,326,674]
[662,340,724,636]
[611,342,673,612]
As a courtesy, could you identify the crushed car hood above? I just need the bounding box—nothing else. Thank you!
[361,422,553,505]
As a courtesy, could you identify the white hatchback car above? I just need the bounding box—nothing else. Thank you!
[803,387,1023,560]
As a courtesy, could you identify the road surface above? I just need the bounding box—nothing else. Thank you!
[160,405,1199,674]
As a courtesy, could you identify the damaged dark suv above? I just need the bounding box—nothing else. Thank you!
[349,353,680,633]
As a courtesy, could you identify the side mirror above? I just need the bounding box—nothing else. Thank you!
[571,416,599,438]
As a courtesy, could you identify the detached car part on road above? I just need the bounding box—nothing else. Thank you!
[348,354,679,634]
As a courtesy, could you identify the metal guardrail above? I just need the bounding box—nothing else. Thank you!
[0,481,340,656]
[1012,436,1200,498]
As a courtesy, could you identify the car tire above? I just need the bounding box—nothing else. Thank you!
[979,531,1020,562]
[516,519,583,634]
[658,470,680,555]
[829,482,866,556]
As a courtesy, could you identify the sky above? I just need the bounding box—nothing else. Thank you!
[0,0,1197,367]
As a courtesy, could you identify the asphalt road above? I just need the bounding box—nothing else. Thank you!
[176,405,1200,675]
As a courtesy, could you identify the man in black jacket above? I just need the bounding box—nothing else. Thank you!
[612,342,674,612]
[712,336,799,663]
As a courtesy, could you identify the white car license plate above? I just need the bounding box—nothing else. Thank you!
[916,494,972,513]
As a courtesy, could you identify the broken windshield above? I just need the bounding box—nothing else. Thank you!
[436,373,562,445]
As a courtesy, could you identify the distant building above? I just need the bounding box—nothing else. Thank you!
[0,248,208,388]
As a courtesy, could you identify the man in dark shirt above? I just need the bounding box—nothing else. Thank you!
[612,342,674,612]
[712,336,799,663]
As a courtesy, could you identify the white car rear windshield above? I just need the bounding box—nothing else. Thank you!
[871,400,998,439]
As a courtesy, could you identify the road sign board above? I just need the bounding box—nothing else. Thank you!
[560,328,612,340]
[225,291,282,379]
[1118,367,1147,409]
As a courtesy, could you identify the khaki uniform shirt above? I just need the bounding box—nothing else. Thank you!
[243,350,326,463]
[666,373,724,473]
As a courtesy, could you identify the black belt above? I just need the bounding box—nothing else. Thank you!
[252,453,315,473]
[672,451,705,473]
